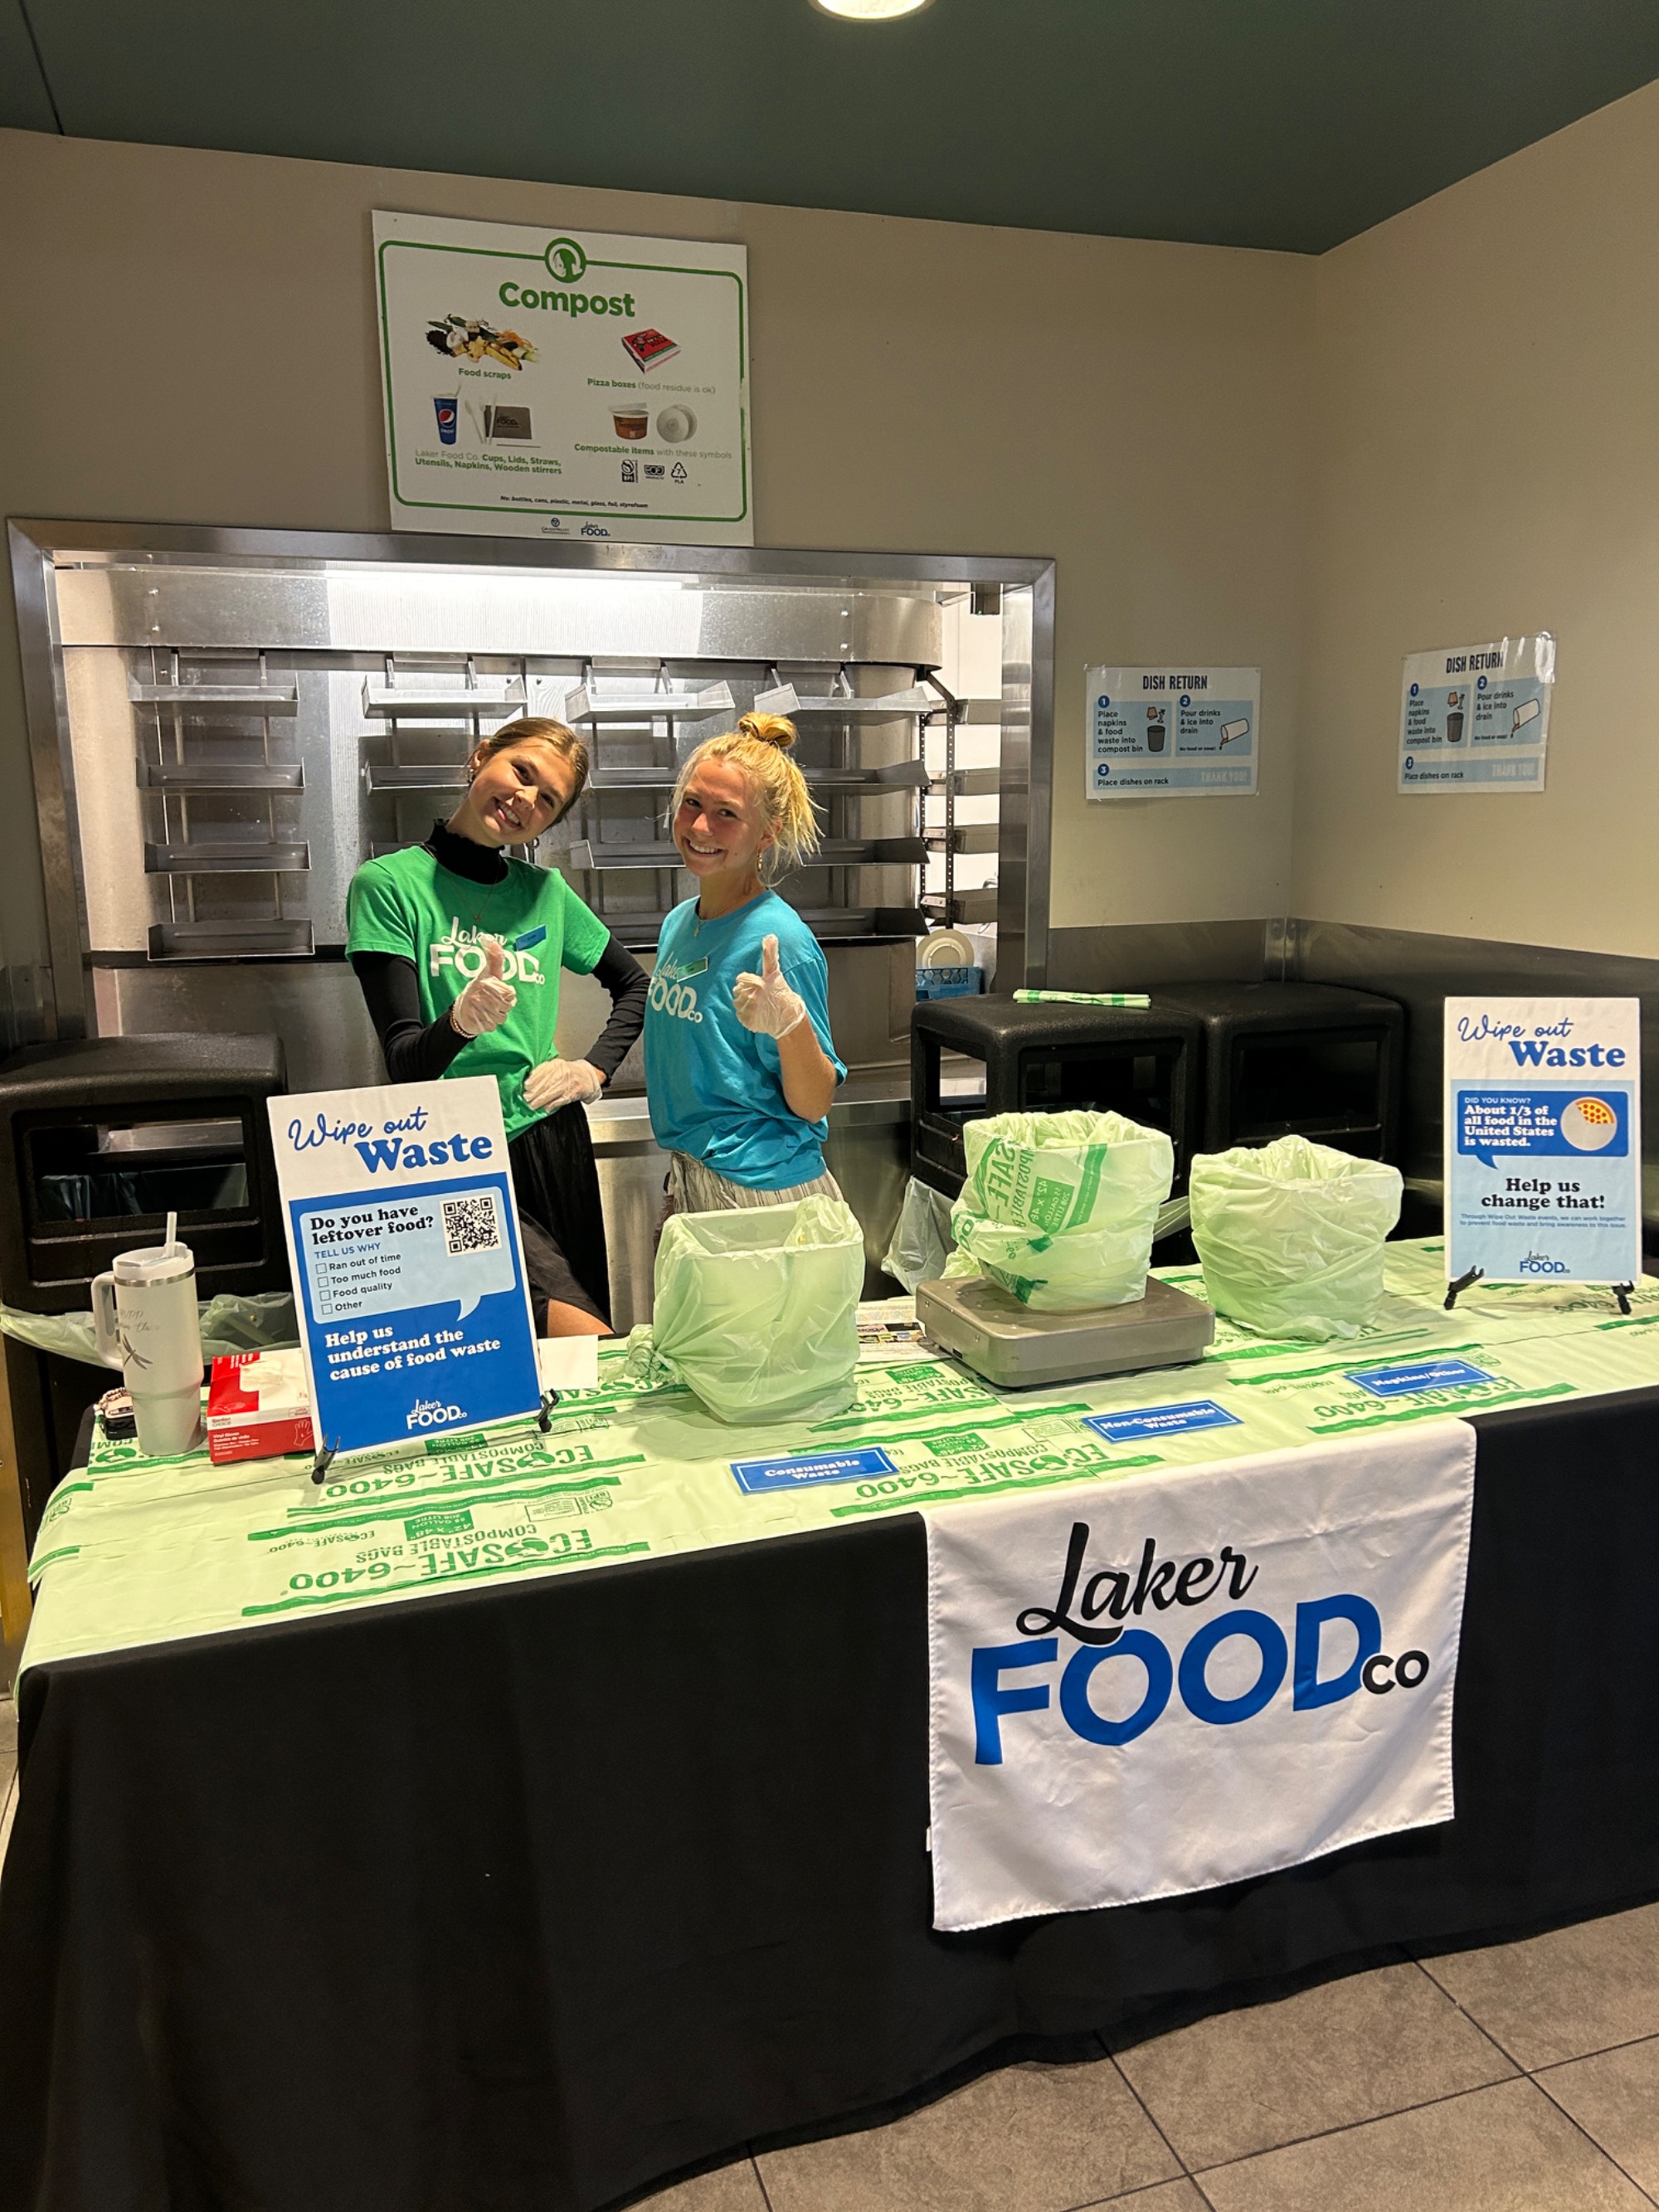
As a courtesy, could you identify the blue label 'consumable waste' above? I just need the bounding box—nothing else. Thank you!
[730,1446,898,1494]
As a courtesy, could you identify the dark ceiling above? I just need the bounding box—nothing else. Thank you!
[4,0,1657,255]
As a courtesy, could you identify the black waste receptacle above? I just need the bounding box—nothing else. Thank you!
[0,1033,287,1540]
[1157,982,1404,1162]
[909,995,1204,1200]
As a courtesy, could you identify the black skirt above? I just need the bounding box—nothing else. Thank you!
[508,1105,611,1328]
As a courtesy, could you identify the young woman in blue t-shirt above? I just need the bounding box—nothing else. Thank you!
[644,714,846,1215]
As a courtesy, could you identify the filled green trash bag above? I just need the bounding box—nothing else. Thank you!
[623,1196,864,1423]
[1189,1135,1404,1341]
[949,1110,1174,1310]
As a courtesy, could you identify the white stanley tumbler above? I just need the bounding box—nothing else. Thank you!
[91,1215,205,1457]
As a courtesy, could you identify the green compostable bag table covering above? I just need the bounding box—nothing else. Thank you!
[1190,1135,1404,1342]
[20,1242,1659,1678]
[951,1110,1174,1310]
[623,1196,864,1424]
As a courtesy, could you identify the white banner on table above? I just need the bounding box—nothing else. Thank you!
[927,1424,1476,1932]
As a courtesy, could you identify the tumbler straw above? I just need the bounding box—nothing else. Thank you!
[164,1211,178,1257]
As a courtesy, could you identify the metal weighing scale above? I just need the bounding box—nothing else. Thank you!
[915,1273,1215,1391]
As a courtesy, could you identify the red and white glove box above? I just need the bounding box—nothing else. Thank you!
[206,1349,316,1464]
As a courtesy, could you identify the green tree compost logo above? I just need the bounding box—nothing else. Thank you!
[544,236,588,283]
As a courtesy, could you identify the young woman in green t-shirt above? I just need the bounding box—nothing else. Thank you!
[346,718,647,1337]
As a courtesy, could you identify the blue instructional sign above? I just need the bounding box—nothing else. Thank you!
[1399,636,1554,792]
[731,1446,898,1493]
[1085,665,1260,799]
[1082,1401,1243,1445]
[1443,999,1642,1284]
[270,1077,542,1458]
[1345,1359,1495,1399]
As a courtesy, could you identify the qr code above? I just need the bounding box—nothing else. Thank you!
[441,1194,501,1255]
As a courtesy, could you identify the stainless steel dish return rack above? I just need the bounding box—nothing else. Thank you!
[12,530,1053,1076]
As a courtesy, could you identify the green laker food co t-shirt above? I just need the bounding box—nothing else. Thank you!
[347,846,610,1140]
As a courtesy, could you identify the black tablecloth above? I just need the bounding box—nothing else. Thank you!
[4,1387,1659,2212]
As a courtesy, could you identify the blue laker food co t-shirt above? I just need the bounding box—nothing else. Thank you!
[645,890,845,1190]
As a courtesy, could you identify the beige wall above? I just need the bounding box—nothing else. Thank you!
[1295,78,1659,957]
[0,128,1313,982]
[11,92,1653,987]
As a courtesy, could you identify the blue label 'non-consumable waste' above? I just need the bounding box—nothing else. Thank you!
[730,1446,898,1494]
[1345,1358,1495,1398]
[1082,1401,1243,1445]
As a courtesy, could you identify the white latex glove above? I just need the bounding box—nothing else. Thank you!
[523,1057,605,1113]
[449,938,516,1039]
[732,934,808,1039]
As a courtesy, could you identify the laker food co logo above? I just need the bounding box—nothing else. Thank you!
[649,953,707,1026]
[430,920,545,986]
[971,1519,1429,1764]
[406,1396,466,1430]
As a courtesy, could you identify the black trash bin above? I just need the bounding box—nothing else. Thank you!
[0,1033,287,1540]
[1157,982,1405,1162]
[909,995,1204,1201]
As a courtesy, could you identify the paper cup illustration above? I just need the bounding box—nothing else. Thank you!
[1512,697,1542,733]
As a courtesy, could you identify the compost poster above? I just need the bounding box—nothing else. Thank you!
[373,210,751,544]
[1399,635,1554,792]
[270,1077,542,1457]
[1086,666,1259,798]
[1443,997,1641,1284]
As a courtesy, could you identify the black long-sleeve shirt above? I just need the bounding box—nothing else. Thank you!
[350,821,649,1088]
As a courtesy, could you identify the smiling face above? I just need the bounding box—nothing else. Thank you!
[672,757,774,890]
[457,739,580,847]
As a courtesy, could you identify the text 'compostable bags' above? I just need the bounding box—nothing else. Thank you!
[624,1196,864,1423]
[950,1111,1174,1310]
[1190,1134,1404,1341]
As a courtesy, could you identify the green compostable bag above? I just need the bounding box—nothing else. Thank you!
[623,1197,864,1423]
[949,1110,1174,1310]
[1189,1135,1404,1341]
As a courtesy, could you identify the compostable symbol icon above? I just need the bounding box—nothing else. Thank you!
[545,236,587,282]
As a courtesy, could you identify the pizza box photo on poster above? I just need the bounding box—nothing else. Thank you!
[269,1076,542,1458]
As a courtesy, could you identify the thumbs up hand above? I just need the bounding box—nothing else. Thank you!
[732,933,808,1038]
[450,938,518,1038]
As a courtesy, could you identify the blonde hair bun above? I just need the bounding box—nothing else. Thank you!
[669,714,820,879]
[735,712,798,751]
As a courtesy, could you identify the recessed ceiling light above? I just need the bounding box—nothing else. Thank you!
[810,0,933,19]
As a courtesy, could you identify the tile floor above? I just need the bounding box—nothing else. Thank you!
[1,1703,1654,2210]
[638,1903,1659,2211]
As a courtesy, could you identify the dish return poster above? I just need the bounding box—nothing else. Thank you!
[1443,998,1642,1285]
